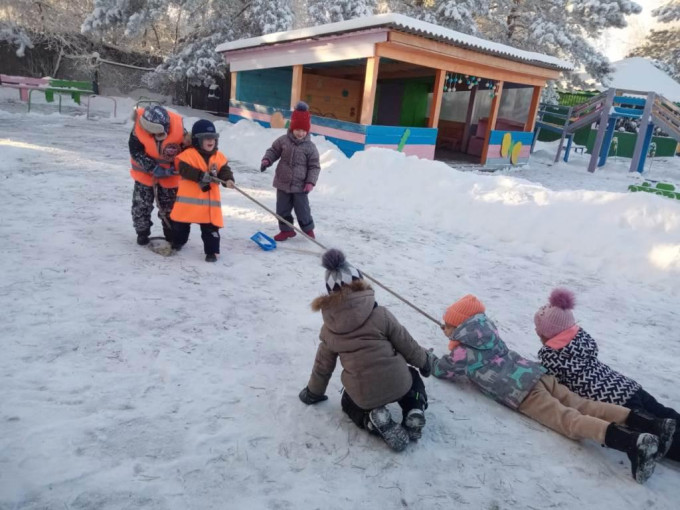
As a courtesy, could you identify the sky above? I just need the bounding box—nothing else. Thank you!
[597,0,666,62]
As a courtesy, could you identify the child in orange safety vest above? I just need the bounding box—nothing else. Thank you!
[170,119,234,262]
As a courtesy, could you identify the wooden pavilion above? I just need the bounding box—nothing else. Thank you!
[217,14,572,166]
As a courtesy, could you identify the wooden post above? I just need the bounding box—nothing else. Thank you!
[427,69,446,128]
[630,91,655,173]
[480,81,504,165]
[360,57,380,125]
[290,65,303,109]
[524,85,542,132]
[462,86,478,153]
[230,72,238,101]
[587,88,616,173]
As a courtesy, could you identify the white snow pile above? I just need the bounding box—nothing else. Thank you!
[1,107,679,510]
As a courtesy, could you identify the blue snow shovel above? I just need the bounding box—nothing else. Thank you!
[251,231,277,251]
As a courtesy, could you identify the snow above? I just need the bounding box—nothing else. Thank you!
[1,101,679,509]
[215,13,573,71]
[600,57,680,102]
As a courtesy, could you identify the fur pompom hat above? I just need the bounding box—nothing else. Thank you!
[322,248,363,293]
[290,101,311,133]
[534,288,576,339]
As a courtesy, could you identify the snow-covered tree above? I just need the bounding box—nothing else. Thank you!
[244,0,294,35]
[653,1,680,23]
[0,21,33,57]
[308,0,377,24]
[475,0,643,85]
[629,1,680,81]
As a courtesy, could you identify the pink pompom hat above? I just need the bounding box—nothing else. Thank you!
[534,288,576,339]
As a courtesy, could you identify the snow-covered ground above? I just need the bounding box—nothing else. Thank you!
[1,98,679,510]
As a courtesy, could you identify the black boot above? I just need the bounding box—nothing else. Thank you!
[402,409,426,441]
[626,409,677,458]
[604,423,659,484]
[205,253,217,262]
[367,406,409,452]
[136,232,150,245]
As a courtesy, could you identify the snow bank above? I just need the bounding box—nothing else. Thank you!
[218,120,680,289]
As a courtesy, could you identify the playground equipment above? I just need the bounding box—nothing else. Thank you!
[628,180,680,201]
[533,88,680,173]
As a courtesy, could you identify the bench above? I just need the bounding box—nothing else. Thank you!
[0,74,49,101]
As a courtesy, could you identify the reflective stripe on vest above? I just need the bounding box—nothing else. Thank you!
[175,196,222,208]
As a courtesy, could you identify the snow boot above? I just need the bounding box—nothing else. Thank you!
[626,409,676,459]
[205,254,217,262]
[402,409,426,441]
[171,243,183,251]
[367,406,409,452]
[303,229,315,239]
[604,423,659,484]
[137,232,150,246]
[274,231,296,242]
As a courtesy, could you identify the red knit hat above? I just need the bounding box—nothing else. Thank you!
[443,294,486,327]
[290,101,311,132]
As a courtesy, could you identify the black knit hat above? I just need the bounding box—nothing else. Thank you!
[322,249,363,293]
[191,119,219,149]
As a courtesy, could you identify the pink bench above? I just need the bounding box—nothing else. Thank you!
[0,74,49,102]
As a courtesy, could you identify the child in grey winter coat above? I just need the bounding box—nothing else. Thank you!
[298,249,435,452]
[535,287,680,462]
[260,101,320,241]
[432,294,675,484]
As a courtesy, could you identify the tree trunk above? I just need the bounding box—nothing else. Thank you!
[506,0,521,41]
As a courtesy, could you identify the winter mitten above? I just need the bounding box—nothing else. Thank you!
[260,159,270,172]
[221,180,235,189]
[199,172,212,192]
[303,183,314,193]
[153,165,175,178]
[298,387,328,405]
[419,349,438,378]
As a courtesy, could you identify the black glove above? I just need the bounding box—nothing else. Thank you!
[299,387,328,405]
[199,172,212,192]
[419,349,438,378]
[260,159,270,172]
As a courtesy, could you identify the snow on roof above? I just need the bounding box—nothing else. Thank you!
[216,13,573,72]
[601,58,680,103]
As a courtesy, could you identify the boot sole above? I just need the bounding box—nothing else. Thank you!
[404,411,426,441]
[369,407,409,452]
[656,419,676,458]
[634,433,659,484]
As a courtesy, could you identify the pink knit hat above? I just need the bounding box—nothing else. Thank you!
[534,288,576,339]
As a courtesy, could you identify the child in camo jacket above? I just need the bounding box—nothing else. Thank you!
[431,294,675,483]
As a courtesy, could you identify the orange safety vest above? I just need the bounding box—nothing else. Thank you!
[170,148,228,228]
[129,108,184,189]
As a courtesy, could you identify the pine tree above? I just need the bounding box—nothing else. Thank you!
[308,0,377,24]
[0,21,33,57]
[653,1,680,23]
[629,1,680,80]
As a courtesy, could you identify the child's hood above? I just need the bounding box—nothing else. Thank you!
[311,280,375,335]
[452,313,507,354]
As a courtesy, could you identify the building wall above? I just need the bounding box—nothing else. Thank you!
[301,74,362,123]
[236,68,293,109]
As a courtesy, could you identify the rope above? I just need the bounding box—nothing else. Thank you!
[211,176,443,327]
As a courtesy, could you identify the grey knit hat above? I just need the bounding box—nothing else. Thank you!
[322,248,363,293]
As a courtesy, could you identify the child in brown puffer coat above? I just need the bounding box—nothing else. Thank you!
[298,249,436,452]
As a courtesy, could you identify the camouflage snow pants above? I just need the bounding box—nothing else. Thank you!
[131,181,178,241]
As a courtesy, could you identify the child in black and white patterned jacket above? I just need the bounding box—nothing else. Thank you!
[535,288,679,462]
